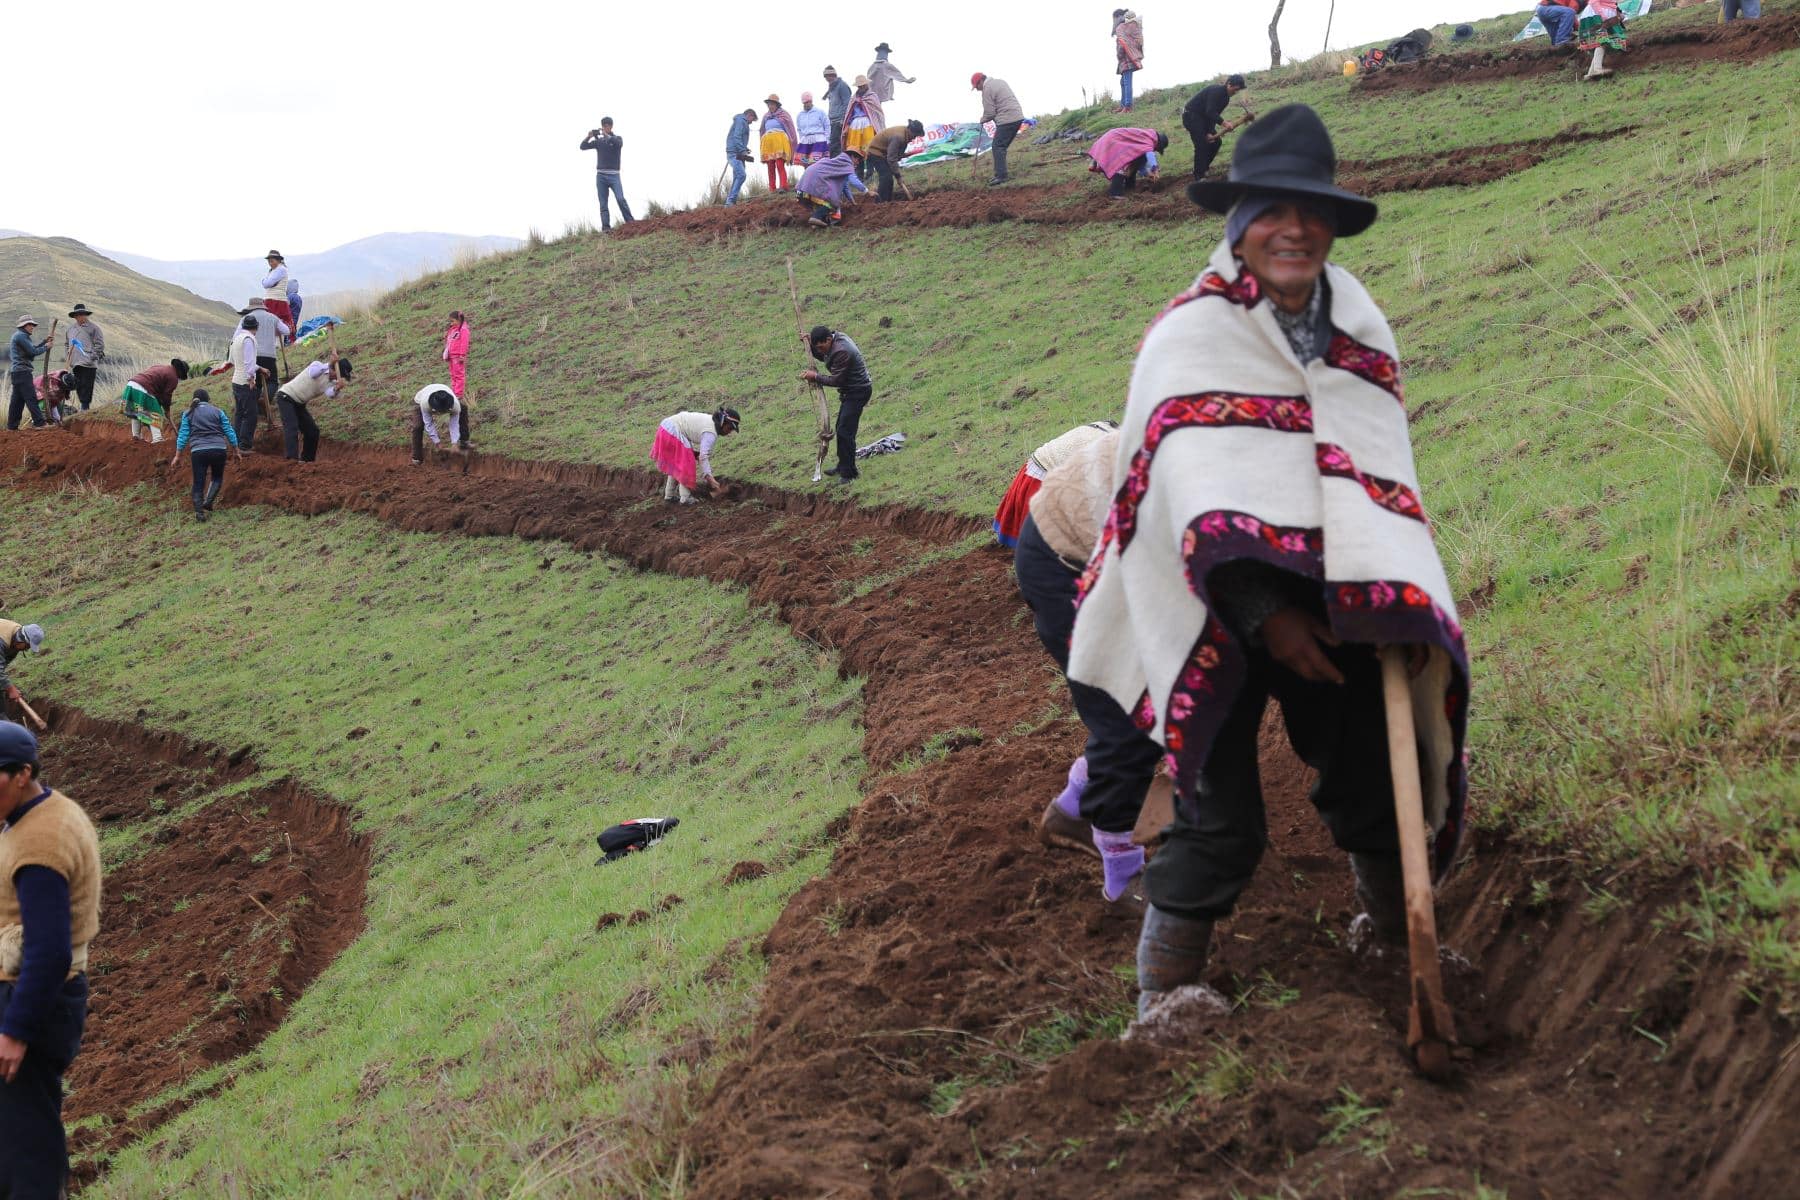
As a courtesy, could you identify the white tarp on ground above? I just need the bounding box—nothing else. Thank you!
[1515,0,1652,39]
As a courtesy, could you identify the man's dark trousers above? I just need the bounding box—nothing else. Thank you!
[0,975,88,1199]
[833,387,870,479]
[257,355,279,407]
[1013,515,1161,834]
[1185,116,1223,179]
[830,119,844,155]
[277,393,320,461]
[870,155,895,201]
[1145,643,1403,921]
[70,365,97,410]
[991,120,1023,180]
[6,371,45,429]
[232,383,262,449]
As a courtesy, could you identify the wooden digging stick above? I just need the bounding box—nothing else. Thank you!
[41,319,59,423]
[14,697,47,732]
[784,258,832,482]
[1379,646,1457,1082]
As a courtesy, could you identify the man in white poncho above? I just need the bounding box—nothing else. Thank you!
[1066,105,1472,1022]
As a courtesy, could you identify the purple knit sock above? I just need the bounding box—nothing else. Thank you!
[1053,755,1089,819]
[1093,828,1145,902]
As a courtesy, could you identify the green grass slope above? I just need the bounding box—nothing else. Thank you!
[0,237,238,375]
[283,4,1797,986]
[0,487,861,1195]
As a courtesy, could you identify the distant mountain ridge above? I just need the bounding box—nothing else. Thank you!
[0,236,240,374]
[102,232,524,306]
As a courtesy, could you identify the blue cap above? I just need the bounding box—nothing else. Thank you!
[0,721,38,768]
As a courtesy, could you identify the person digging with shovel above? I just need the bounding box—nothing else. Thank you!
[411,385,466,463]
[1066,104,1471,1034]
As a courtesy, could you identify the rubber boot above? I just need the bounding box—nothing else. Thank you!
[662,475,678,502]
[194,498,208,523]
[1348,851,1408,954]
[1093,828,1145,903]
[203,481,222,511]
[1584,46,1612,79]
[1037,757,1096,858]
[1135,905,1213,1019]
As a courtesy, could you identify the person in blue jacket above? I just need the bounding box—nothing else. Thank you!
[725,108,756,206]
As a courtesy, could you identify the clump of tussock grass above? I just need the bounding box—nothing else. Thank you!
[1537,169,1795,485]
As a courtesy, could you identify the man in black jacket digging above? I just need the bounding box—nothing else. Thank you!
[1182,74,1248,180]
[800,325,872,485]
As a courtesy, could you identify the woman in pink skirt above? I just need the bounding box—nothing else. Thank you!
[442,312,471,398]
[652,406,741,503]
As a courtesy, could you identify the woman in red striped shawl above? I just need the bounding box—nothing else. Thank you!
[1068,105,1471,1026]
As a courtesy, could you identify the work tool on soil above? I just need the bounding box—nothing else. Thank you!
[40,320,59,423]
[784,258,833,481]
[14,697,46,732]
[1379,645,1458,1082]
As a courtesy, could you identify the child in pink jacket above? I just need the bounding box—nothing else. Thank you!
[442,312,471,399]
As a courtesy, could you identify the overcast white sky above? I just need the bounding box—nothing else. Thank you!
[8,0,1516,259]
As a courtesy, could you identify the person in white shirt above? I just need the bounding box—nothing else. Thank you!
[650,407,740,504]
[272,354,350,462]
[228,318,268,448]
[410,385,463,463]
[235,298,291,414]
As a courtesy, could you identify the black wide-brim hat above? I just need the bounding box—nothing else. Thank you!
[1188,103,1378,238]
[875,41,891,52]
[67,303,93,317]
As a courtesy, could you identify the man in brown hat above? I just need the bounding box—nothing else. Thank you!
[7,320,51,431]
[866,43,915,103]
[260,251,295,333]
[62,305,104,413]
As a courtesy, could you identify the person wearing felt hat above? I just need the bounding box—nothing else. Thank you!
[236,297,291,415]
[273,352,351,462]
[7,319,52,431]
[843,76,886,180]
[259,250,295,334]
[866,42,915,103]
[61,304,104,413]
[759,95,800,192]
[0,719,102,1200]
[1069,105,1471,1025]
[410,385,467,464]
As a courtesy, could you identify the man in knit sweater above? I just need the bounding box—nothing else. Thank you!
[0,722,102,1198]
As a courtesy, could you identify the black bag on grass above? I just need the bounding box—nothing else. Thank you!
[596,817,680,865]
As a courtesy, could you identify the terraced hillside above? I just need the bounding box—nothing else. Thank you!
[0,5,1794,1197]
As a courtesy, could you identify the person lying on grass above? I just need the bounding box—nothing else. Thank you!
[651,407,741,504]
[1067,104,1472,1025]
[168,389,243,522]
[410,385,467,464]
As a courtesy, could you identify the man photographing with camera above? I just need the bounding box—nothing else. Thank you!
[579,118,635,232]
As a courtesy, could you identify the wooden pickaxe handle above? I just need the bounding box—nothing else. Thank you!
[14,697,47,732]
[1379,645,1457,1081]
[785,258,834,479]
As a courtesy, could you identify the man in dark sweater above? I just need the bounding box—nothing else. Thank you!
[801,325,873,484]
[1182,74,1247,180]
[580,118,634,231]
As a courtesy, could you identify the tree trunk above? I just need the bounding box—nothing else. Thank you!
[1323,0,1336,54]
[1269,0,1288,68]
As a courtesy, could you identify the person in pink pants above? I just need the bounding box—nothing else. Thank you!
[442,312,470,398]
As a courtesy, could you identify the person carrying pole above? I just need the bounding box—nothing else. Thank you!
[800,325,872,485]
[1067,105,1471,1027]
[168,389,243,521]
[970,73,1024,185]
[0,720,103,1200]
[7,319,52,431]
